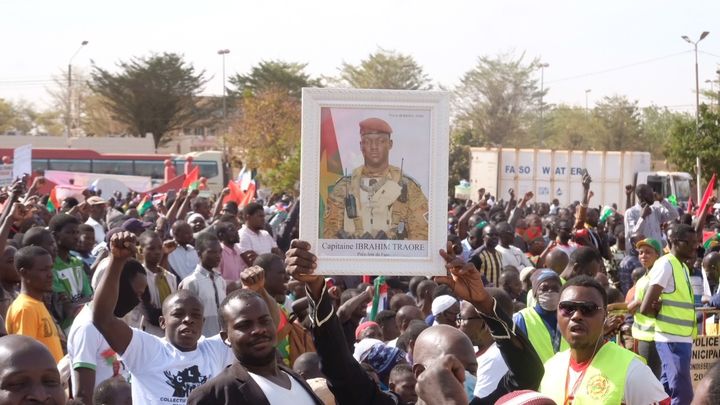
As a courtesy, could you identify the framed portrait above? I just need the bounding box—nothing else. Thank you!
[300,88,450,276]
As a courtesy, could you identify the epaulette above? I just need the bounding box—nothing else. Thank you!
[333,176,351,186]
[401,174,421,188]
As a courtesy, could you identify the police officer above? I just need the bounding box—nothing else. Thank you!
[323,117,428,240]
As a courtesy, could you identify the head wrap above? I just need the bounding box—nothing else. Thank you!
[530,269,560,294]
[431,295,457,316]
[353,338,383,361]
[360,343,406,383]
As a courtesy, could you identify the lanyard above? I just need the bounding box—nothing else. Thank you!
[563,353,597,405]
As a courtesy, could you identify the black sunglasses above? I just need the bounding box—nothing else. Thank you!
[558,301,602,317]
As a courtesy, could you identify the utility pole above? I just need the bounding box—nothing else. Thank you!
[539,63,549,147]
[66,40,88,148]
[217,49,230,154]
[682,31,709,204]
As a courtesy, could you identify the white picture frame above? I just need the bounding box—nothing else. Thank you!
[300,88,450,276]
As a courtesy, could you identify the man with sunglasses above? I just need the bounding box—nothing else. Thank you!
[540,276,668,404]
[639,223,697,405]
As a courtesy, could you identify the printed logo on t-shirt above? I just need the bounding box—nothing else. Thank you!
[41,318,55,338]
[163,365,208,398]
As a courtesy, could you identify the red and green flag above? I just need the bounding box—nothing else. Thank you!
[696,173,716,217]
[46,187,60,213]
[319,108,344,235]
[368,276,388,322]
[137,194,153,216]
[182,166,200,190]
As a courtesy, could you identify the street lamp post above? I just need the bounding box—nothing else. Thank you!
[66,40,88,148]
[585,89,592,113]
[539,63,549,147]
[217,49,230,154]
[682,31,709,204]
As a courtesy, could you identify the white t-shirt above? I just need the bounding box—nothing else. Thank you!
[168,245,200,281]
[495,245,533,271]
[91,257,112,290]
[238,225,278,256]
[473,343,509,398]
[566,358,668,405]
[647,255,694,343]
[121,329,233,405]
[86,217,106,245]
[68,305,128,395]
[248,370,317,405]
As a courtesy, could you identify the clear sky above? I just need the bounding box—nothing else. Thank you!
[1,0,719,112]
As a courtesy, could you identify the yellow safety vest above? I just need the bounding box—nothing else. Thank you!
[519,307,569,364]
[540,342,638,404]
[655,254,696,337]
[631,274,655,342]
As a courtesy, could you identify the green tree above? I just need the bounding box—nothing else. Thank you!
[544,105,605,150]
[89,53,207,149]
[448,126,477,191]
[593,95,643,151]
[665,105,719,183]
[454,52,544,147]
[229,60,320,99]
[640,106,689,159]
[0,98,18,133]
[334,48,432,90]
[228,88,301,193]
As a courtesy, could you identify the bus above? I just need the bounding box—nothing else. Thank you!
[0,148,229,193]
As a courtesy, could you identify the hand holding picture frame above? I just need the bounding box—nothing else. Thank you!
[300,88,450,276]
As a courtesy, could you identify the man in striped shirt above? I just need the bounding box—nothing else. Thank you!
[469,224,503,287]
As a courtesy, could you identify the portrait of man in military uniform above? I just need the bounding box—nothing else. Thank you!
[322,117,429,240]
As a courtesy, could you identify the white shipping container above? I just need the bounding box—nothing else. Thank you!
[469,148,652,207]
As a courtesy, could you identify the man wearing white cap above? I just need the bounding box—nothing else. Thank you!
[431,295,460,326]
[85,196,107,244]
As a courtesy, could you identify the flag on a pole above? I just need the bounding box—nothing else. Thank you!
[368,276,388,322]
[46,187,60,213]
[137,194,153,216]
[696,173,716,217]
[181,166,200,190]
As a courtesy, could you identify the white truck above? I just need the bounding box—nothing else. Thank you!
[468,147,693,208]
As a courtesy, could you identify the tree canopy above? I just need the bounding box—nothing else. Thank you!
[454,52,544,147]
[335,48,432,90]
[229,60,320,99]
[89,52,206,149]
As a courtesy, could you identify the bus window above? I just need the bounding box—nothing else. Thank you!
[646,175,671,198]
[92,160,133,175]
[672,176,691,201]
[134,160,165,179]
[173,160,219,179]
[32,159,49,172]
[48,159,91,172]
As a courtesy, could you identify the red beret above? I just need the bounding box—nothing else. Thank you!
[359,118,392,136]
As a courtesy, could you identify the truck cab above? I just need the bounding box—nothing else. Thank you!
[635,171,693,209]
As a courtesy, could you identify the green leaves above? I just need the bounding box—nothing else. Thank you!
[89,53,207,149]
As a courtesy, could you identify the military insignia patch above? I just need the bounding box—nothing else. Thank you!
[586,374,610,399]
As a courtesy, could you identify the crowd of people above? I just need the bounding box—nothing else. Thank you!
[2,169,720,405]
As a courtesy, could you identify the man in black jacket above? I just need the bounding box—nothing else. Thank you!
[187,288,323,405]
[285,240,544,405]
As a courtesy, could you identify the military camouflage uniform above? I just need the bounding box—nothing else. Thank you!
[323,165,428,240]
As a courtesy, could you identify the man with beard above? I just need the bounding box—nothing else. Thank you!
[93,232,233,404]
[187,289,323,405]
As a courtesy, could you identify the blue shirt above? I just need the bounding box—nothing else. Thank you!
[513,304,558,337]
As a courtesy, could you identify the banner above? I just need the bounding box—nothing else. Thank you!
[691,335,720,387]
[12,144,32,180]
